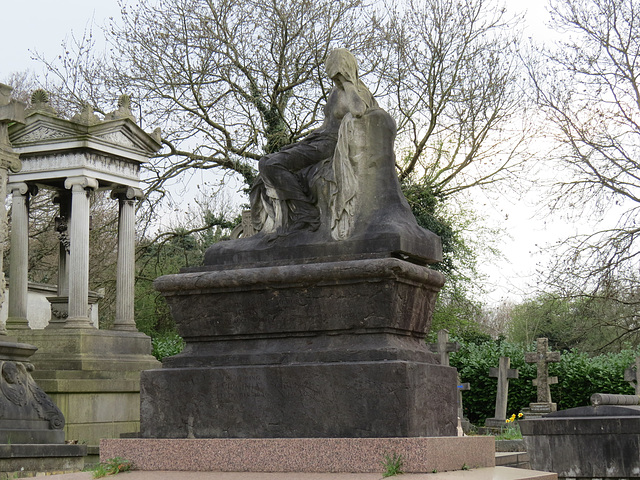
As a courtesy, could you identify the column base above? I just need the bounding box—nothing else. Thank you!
[6,316,30,330]
[111,322,138,332]
[63,316,94,329]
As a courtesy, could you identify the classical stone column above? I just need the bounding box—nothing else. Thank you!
[54,192,71,296]
[0,84,24,335]
[64,176,98,329]
[111,186,142,331]
[7,182,31,330]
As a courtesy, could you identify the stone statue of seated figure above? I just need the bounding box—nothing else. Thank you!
[203,49,442,269]
[251,48,378,234]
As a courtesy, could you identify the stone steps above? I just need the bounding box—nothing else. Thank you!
[495,452,531,469]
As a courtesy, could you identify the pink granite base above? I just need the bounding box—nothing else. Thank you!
[100,437,494,474]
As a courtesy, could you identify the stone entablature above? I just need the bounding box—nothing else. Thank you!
[6,152,141,188]
[9,110,161,189]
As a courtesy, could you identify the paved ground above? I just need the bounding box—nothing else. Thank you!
[43,467,556,480]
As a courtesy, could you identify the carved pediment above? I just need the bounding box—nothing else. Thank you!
[96,131,138,149]
[14,126,68,143]
[9,112,161,158]
[9,115,78,147]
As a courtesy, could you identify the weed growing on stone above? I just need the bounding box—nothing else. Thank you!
[495,412,523,440]
[381,452,404,477]
[89,457,133,478]
[495,423,522,440]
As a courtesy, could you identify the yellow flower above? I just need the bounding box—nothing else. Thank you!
[518,413,523,418]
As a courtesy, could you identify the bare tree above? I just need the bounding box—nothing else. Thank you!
[32,0,531,205]
[530,0,640,301]
[375,0,531,200]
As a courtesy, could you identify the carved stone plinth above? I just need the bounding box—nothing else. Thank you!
[0,340,65,444]
[13,329,160,446]
[142,257,458,438]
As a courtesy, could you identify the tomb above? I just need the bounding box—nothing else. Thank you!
[6,90,161,449]
[521,393,640,479]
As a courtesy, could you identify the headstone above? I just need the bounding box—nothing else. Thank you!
[524,337,560,414]
[428,330,470,432]
[457,376,471,433]
[624,356,640,395]
[485,356,519,427]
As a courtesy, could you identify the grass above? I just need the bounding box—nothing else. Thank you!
[381,452,404,477]
[87,457,133,478]
[494,424,522,440]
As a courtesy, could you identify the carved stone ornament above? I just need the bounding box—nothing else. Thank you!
[55,216,71,254]
[0,360,64,430]
[17,127,67,143]
[25,89,58,116]
[97,131,138,149]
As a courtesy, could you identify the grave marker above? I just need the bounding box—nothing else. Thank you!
[485,356,519,427]
[525,337,560,413]
[428,329,460,366]
[624,357,640,395]
[428,330,470,431]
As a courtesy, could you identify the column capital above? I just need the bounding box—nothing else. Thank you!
[111,186,144,201]
[8,182,29,196]
[7,182,37,197]
[64,176,99,192]
[0,145,21,173]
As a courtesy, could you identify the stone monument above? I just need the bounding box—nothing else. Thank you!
[0,83,85,476]
[485,356,519,427]
[524,338,560,415]
[141,49,458,439]
[0,84,24,330]
[6,90,161,449]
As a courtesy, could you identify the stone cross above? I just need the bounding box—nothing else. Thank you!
[624,357,640,395]
[428,329,460,366]
[525,338,560,411]
[0,85,25,335]
[487,356,518,424]
[457,375,470,420]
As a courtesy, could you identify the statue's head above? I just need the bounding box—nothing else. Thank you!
[326,48,358,84]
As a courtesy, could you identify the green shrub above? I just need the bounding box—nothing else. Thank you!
[450,338,640,425]
[151,332,185,360]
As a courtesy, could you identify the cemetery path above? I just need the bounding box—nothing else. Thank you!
[43,466,556,480]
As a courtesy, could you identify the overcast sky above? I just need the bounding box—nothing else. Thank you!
[0,0,573,306]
